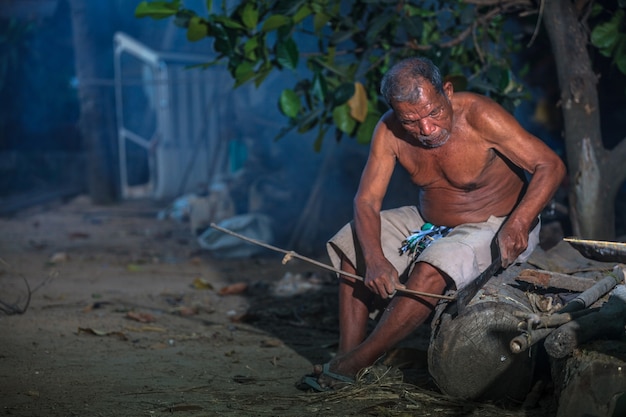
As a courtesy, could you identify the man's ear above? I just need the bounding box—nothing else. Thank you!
[443,81,454,99]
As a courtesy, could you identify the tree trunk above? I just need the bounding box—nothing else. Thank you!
[551,340,626,417]
[542,0,626,240]
[428,282,536,401]
[69,0,118,204]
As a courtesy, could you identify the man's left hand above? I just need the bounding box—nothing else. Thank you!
[496,219,529,268]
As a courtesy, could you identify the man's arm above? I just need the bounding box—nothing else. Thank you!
[474,97,566,266]
[353,112,404,297]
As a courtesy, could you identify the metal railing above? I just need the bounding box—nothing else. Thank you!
[113,32,230,200]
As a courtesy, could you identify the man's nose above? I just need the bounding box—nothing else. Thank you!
[419,120,435,136]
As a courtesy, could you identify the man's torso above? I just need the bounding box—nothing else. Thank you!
[388,94,526,227]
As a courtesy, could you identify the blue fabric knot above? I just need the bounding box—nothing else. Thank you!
[399,223,453,261]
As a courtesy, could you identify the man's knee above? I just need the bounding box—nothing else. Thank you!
[408,262,453,292]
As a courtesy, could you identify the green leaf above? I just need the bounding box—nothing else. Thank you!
[261,15,291,32]
[332,104,356,134]
[311,72,327,102]
[243,36,260,61]
[212,24,234,56]
[401,16,423,39]
[174,9,194,28]
[135,1,180,19]
[615,38,626,75]
[356,112,380,144]
[313,12,330,32]
[329,30,355,45]
[333,83,355,105]
[591,19,619,51]
[205,0,213,12]
[234,61,255,87]
[279,89,301,118]
[276,37,299,69]
[241,3,259,30]
[254,68,272,87]
[213,15,245,30]
[313,126,327,152]
[187,16,208,41]
[365,12,394,44]
[293,4,312,24]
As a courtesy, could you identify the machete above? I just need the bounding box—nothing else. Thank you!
[454,253,502,314]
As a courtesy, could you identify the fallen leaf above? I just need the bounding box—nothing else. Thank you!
[260,338,283,348]
[77,327,127,341]
[191,277,214,290]
[164,404,203,412]
[170,306,198,316]
[218,282,248,295]
[229,312,257,323]
[232,375,256,384]
[68,231,90,239]
[124,325,167,333]
[125,311,156,323]
[49,252,69,264]
[83,301,110,312]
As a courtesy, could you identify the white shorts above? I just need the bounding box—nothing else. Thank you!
[326,206,540,291]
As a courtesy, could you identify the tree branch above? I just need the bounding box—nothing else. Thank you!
[464,0,533,6]
[406,1,536,52]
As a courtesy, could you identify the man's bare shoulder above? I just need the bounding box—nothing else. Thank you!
[453,92,513,134]
[453,91,501,115]
[378,110,404,141]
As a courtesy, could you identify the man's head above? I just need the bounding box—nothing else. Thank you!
[381,57,454,148]
[380,57,445,105]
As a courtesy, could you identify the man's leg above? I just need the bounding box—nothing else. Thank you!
[317,262,450,386]
[337,254,375,355]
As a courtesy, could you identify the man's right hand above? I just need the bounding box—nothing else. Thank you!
[364,259,404,298]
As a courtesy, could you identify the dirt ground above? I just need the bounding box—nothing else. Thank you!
[0,196,565,417]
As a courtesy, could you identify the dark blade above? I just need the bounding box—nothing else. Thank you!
[455,255,502,314]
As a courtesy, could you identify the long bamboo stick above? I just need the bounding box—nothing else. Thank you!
[209,223,455,301]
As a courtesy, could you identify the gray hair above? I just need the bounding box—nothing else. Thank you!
[380,57,444,105]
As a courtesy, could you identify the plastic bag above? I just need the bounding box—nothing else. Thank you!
[197,214,273,259]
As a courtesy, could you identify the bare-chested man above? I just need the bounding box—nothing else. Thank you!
[299,57,566,391]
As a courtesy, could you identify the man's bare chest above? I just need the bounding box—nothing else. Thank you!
[396,144,498,190]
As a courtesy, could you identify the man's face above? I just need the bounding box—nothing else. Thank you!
[392,81,454,148]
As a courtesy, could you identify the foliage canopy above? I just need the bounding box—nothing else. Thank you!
[136,0,626,151]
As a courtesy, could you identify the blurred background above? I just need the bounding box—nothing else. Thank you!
[1,0,624,257]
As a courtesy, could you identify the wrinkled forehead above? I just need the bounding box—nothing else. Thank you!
[392,85,444,112]
[392,98,437,121]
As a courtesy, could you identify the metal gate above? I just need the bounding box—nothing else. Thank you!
[113,32,231,200]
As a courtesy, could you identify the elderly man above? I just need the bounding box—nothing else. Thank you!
[299,57,566,391]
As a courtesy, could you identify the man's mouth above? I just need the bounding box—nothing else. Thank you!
[418,130,450,148]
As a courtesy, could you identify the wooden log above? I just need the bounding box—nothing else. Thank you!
[551,340,626,417]
[515,269,596,292]
[544,285,626,359]
[428,281,537,401]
